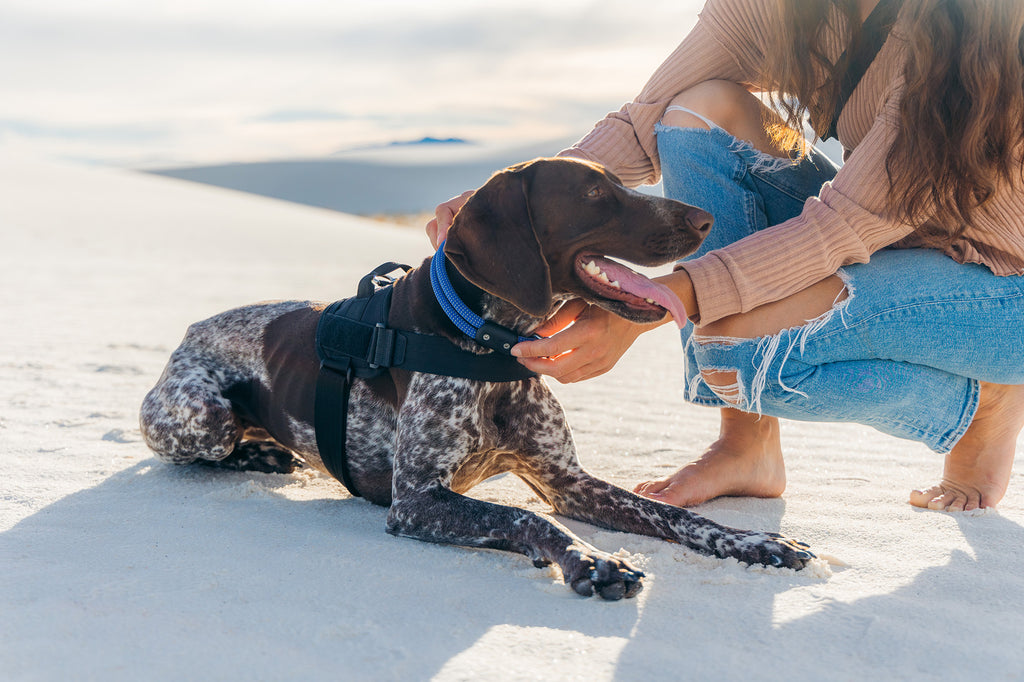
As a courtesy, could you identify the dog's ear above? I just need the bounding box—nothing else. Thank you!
[444,165,553,317]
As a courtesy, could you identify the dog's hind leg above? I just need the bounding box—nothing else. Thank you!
[139,356,243,466]
[197,441,303,474]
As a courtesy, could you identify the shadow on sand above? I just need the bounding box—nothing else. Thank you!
[614,501,1024,678]
[5,458,1020,680]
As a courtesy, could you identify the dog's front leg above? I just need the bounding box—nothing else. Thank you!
[503,386,815,570]
[386,485,643,599]
[546,473,815,570]
[385,387,643,599]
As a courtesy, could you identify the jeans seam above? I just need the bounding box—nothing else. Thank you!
[932,378,980,453]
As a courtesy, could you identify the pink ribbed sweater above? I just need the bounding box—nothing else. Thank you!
[560,0,1024,325]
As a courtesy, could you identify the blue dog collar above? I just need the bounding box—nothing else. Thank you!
[429,242,536,354]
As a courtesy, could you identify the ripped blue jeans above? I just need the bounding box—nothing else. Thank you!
[656,123,1024,453]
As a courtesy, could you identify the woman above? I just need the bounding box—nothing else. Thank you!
[427,0,1024,513]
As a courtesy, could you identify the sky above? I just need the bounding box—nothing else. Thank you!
[0,0,703,168]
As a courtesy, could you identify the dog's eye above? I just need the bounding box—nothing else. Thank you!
[585,186,602,198]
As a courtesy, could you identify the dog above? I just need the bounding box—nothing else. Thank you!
[140,157,814,600]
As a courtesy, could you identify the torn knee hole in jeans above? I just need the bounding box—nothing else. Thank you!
[699,368,743,406]
[727,137,798,174]
[689,271,855,413]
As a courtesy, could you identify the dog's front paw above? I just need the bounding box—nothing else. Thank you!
[725,531,815,570]
[562,547,644,600]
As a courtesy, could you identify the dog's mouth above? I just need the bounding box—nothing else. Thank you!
[574,254,688,326]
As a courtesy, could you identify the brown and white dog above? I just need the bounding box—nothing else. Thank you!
[140,158,814,600]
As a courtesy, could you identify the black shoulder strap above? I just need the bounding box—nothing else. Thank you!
[822,0,902,141]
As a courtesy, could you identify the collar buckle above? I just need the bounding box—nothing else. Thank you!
[474,321,519,355]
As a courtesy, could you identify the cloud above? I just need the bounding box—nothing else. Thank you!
[0,0,701,165]
[0,119,169,142]
[249,110,353,124]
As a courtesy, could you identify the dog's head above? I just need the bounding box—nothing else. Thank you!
[444,157,711,324]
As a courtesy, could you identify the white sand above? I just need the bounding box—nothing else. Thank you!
[2,157,1023,681]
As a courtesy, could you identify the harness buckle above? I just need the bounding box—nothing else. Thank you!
[357,262,413,298]
[368,322,397,369]
[474,321,519,355]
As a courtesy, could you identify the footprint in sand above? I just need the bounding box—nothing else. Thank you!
[102,428,140,443]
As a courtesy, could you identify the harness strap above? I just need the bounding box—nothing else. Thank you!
[314,362,362,497]
[319,318,536,382]
[821,0,902,141]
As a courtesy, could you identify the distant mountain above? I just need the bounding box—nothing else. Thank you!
[333,137,471,155]
[387,136,468,146]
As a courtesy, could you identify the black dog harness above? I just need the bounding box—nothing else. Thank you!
[314,255,537,497]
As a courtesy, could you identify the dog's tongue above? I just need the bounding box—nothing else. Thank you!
[597,259,689,328]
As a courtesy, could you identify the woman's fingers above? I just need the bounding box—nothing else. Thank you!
[531,299,588,338]
[425,217,442,249]
[426,190,475,248]
[513,305,648,383]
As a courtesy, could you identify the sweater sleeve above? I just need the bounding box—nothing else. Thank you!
[558,0,770,187]
[679,91,917,324]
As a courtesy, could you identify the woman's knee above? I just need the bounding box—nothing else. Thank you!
[661,80,783,155]
[661,81,756,129]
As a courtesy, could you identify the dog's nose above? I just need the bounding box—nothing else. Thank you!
[687,208,713,235]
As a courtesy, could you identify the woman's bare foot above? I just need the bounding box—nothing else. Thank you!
[634,409,786,507]
[909,382,1024,512]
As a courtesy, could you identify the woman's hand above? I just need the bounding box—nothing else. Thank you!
[426,190,474,248]
[511,299,665,383]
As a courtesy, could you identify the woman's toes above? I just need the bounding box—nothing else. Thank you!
[909,485,958,510]
[908,486,938,508]
[910,484,985,512]
[928,490,964,512]
[636,477,693,505]
[633,479,668,496]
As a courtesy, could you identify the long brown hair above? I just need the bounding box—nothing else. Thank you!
[764,0,1024,244]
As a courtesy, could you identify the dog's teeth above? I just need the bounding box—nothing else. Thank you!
[610,281,621,289]
[584,261,601,275]
[597,272,610,284]
[645,298,656,304]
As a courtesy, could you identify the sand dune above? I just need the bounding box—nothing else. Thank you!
[148,138,582,216]
[2,156,1023,680]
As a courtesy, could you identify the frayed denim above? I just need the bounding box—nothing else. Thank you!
[656,123,1024,453]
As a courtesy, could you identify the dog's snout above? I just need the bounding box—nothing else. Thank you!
[686,208,713,235]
